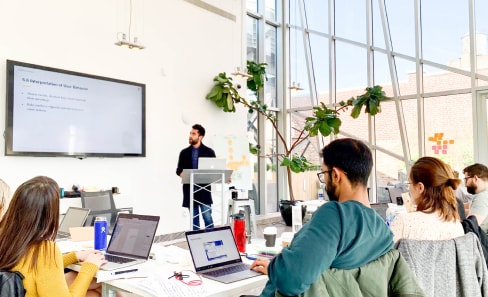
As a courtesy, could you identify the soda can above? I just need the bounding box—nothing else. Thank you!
[94,216,108,251]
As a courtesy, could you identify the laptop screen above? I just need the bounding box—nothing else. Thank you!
[186,226,242,271]
[106,213,160,259]
[59,207,90,234]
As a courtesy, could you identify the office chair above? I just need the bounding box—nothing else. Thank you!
[81,190,132,234]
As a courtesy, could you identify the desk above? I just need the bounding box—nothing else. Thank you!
[64,242,268,297]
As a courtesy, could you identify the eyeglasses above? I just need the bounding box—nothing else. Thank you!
[464,176,473,182]
[317,169,333,183]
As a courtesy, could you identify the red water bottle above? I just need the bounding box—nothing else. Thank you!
[233,214,246,253]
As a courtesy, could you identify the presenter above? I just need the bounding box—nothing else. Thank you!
[176,124,216,230]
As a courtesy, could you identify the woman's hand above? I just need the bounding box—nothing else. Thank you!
[76,250,99,262]
[250,258,270,275]
[84,251,107,267]
[79,250,107,267]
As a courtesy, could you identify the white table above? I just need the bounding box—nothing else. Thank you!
[64,242,268,297]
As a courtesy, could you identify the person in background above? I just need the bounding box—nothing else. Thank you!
[464,163,488,234]
[453,170,473,218]
[390,157,464,243]
[176,124,216,230]
[0,178,12,219]
[250,138,396,297]
[0,176,106,297]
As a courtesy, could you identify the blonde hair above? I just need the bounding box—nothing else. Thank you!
[0,179,12,219]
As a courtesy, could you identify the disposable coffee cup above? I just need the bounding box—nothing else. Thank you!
[263,226,277,247]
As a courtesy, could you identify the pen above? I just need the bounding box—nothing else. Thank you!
[113,268,138,275]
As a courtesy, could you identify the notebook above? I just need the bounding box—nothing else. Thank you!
[185,226,262,283]
[56,207,90,240]
[198,157,227,170]
[96,213,160,271]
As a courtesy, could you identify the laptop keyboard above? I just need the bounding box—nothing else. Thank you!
[204,263,250,277]
[105,254,134,264]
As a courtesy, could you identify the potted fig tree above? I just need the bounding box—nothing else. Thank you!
[206,60,388,225]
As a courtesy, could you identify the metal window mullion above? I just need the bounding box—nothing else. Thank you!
[377,0,411,169]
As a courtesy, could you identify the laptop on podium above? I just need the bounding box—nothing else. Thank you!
[198,157,227,170]
[185,226,262,283]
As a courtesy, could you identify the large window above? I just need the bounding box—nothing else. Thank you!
[248,0,488,213]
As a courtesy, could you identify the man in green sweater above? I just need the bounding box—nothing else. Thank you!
[250,138,394,296]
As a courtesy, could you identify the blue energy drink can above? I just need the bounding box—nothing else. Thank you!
[94,216,108,251]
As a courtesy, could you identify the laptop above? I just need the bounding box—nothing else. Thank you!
[185,226,262,283]
[96,213,160,271]
[56,207,90,240]
[198,157,227,170]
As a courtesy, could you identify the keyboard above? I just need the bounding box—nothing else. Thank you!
[105,254,134,264]
[204,263,250,277]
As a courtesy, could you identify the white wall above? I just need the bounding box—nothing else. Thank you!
[0,0,248,235]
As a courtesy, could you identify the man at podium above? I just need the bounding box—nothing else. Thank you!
[176,124,216,230]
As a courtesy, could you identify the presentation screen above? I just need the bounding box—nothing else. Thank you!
[5,60,146,157]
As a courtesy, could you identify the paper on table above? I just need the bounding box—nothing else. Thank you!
[127,276,206,296]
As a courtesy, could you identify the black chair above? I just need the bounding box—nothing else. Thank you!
[81,191,132,234]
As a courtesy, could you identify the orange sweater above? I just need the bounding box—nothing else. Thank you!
[12,241,99,297]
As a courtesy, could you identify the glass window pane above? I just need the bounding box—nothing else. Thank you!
[247,0,258,13]
[422,65,472,93]
[335,88,369,140]
[265,24,277,107]
[475,0,488,87]
[335,41,367,90]
[372,0,386,49]
[309,33,329,99]
[290,27,310,108]
[383,0,415,56]
[247,16,258,62]
[304,0,328,33]
[421,0,469,70]
[265,0,276,21]
[265,112,279,212]
[424,94,474,170]
[335,0,366,43]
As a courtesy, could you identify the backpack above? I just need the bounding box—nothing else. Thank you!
[461,215,488,267]
[0,270,25,297]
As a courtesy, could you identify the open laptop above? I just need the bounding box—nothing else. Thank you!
[198,157,227,170]
[96,213,160,271]
[185,226,262,283]
[56,207,90,240]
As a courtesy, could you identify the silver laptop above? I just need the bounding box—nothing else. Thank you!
[185,226,262,283]
[56,207,90,240]
[198,157,227,170]
[97,213,160,271]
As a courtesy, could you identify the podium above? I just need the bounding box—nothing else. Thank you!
[182,169,233,230]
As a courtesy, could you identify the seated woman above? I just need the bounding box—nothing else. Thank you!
[390,157,464,243]
[0,176,107,297]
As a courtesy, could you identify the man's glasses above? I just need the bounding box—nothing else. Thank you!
[317,169,333,183]
[464,176,473,182]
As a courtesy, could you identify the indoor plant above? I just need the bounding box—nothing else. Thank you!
[206,61,388,222]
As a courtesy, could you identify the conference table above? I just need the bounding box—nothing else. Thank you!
[60,239,270,297]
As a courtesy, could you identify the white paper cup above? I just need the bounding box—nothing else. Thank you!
[263,227,277,247]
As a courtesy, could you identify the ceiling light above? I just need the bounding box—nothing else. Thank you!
[288,82,304,91]
[231,67,252,79]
